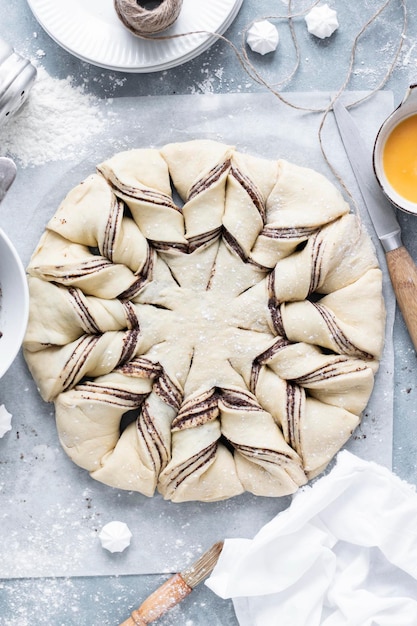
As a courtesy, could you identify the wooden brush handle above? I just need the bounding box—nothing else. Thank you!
[119,573,192,625]
[386,245,417,352]
[119,615,147,626]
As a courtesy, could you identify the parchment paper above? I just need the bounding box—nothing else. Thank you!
[0,90,395,578]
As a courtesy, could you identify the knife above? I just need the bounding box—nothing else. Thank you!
[0,156,16,204]
[333,99,417,352]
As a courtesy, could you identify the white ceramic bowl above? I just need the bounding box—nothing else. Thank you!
[373,83,417,215]
[0,228,29,377]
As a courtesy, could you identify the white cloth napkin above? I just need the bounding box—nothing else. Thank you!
[206,451,417,626]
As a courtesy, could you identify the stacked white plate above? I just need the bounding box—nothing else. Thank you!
[27,0,243,72]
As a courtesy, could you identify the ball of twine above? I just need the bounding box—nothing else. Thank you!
[114,0,184,37]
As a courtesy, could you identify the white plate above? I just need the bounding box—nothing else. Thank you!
[27,0,243,72]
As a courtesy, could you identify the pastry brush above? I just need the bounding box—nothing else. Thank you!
[119,540,224,625]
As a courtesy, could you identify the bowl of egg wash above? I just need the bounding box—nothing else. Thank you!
[373,83,417,215]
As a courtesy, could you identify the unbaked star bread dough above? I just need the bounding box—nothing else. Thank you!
[23,140,385,503]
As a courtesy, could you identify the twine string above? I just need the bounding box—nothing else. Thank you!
[126,0,407,114]
[114,0,184,36]
[317,0,407,208]
[238,0,407,115]
[116,0,408,204]
[237,0,407,206]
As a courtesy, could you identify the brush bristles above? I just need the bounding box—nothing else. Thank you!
[181,541,224,589]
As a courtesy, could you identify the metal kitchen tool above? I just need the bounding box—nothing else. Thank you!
[333,99,417,352]
[0,157,16,204]
[0,38,37,125]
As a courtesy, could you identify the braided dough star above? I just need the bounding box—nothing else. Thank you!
[24,140,385,502]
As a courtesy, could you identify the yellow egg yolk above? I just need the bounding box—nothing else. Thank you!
[382,114,417,203]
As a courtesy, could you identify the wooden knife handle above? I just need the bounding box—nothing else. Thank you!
[386,245,417,351]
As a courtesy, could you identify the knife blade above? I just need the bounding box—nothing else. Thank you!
[333,99,417,352]
[333,100,402,252]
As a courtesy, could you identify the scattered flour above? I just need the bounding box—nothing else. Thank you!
[0,65,105,168]
[190,63,226,94]
[402,41,417,67]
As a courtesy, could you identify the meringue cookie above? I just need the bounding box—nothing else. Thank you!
[305,4,339,39]
[0,404,12,438]
[98,521,132,553]
[246,20,279,55]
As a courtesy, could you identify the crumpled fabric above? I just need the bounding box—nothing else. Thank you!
[206,451,417,626]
